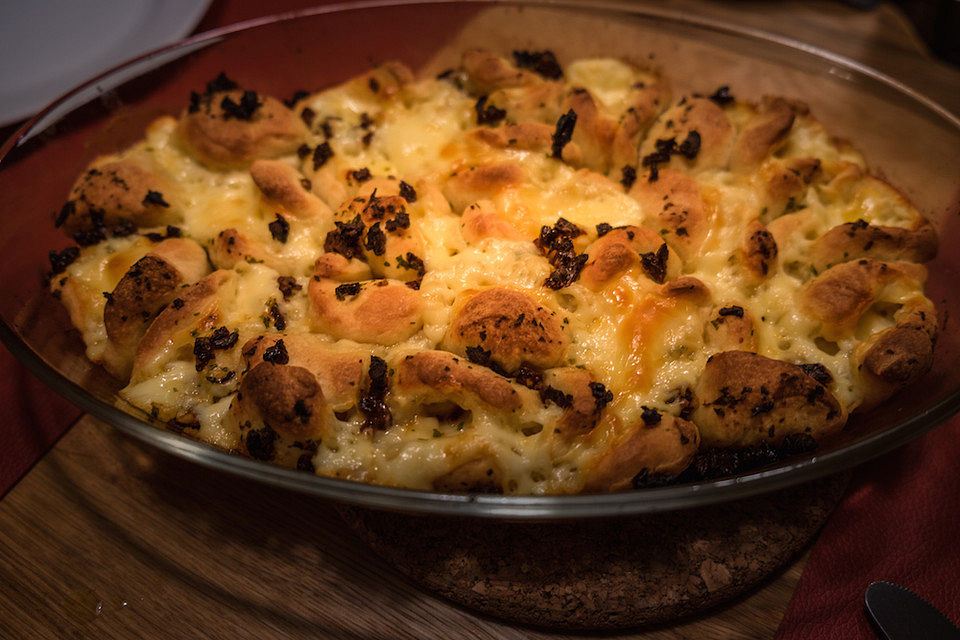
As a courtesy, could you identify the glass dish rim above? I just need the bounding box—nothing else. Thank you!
[2,0,958,520]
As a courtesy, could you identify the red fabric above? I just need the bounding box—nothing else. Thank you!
[776,416,960,638]
[0,348,81,497]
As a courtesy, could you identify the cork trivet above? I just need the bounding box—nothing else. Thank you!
[340,473,848,630]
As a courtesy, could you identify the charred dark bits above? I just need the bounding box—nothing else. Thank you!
[620,165,637,190]
[536,218,587,290]
[268,302,286,331]
[677,130,701,159]
[708,85,734,106]
[194,326,239,371]
[551,109,577,159]
[474,95,506,126]
[323,214,365,259]
[398,181,417,203]
[268,213,290,243]
[589,382,614,412]
[364,222,386,256]
[640,405,662,426]
[718,305,744,318]
[540,385,573,409]
[639,242,670,284]
[48,246,80,275]
[800,363,833,386]
[312,142,334,170]
[277,276,302,300]
[465,345,494,368]
[334,282,361,301]
[220,90,262,120]
[396,252,426,277]
[595,223,613,237]
[359,356,392,431]
[284,89,309,108]
[512,50,563,79]
[142,190,170,208]
[513,363,543,390]
[350,167,372,183]
[262,338,289,365]
[245,425,277,461]
[54,201,75,228]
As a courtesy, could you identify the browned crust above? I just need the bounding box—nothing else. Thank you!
[461,49,539,93]
[443,163,527,214]
[63,158,180,234]
[581,226,674,288]
[660,276,711,303]
[761,157,821,213]
[742,219,778,278]
[240,333,365,412]
[445,288,566,373]
[236,361,324,440]
[611,78,671,169]
[358,61,415,100]
[208,228,286,272]
[541,367,605,437]
[562,88,618,172]
[103,238,208,375]
[583,414,699,491]
[177,91,307,169]
[629,167,708,260]
[811,220,938,271]
[646,97,733,170]
[132,270,233,376]
[801,259,927,338]
[250,159,331,219]
[460,200,521,242]
[472,122,554,152]
[856,301,937,411]
[308,278,423,345]
[732,96,803,170]
[396,350,527,413]
[692,351,845,448]
[704,305,758,352]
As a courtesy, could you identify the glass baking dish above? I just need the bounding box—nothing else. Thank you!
[1,0,958,519]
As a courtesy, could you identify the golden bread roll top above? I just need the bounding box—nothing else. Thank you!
[177,88,307,169]
[692,351,845,448]
[103,238,209,378]
[308,276,423,345]
[731,96,803,170]
[131,269,236,382]
[855,297,937,411]
[582,411,699,492]
[239,333,366,412]
[62,157,181,235]
[460,200,521,243]
[250,159,333,220]
[801,259,927,340]
[811,220,937,272]
[444,287,567,373]
[581,226,680,288]
[629,167,709,261]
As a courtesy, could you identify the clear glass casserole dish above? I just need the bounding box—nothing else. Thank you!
[1,0,958,519]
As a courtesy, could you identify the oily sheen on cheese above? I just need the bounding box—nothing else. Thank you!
[47,51,938,494]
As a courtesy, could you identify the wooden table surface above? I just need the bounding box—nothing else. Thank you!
[1,3,957,639]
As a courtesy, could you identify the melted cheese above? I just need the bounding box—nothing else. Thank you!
[51,55,936,494]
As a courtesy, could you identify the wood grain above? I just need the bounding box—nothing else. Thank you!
[0,417,815,639]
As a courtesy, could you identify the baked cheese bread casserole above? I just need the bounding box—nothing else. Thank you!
[46,50,939,493]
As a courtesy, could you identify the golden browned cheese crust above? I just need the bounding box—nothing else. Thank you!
[48,53,939,494]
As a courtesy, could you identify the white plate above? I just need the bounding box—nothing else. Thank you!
[0,0,210,126]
